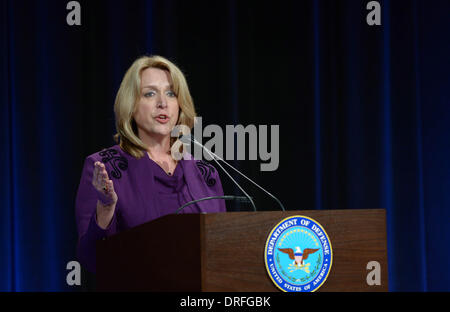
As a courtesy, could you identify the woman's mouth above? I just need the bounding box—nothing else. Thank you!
[155,114,170,124]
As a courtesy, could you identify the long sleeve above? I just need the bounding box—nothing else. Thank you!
[75,155,118,273]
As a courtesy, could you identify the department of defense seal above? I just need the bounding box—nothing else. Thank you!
[264,215,333,292]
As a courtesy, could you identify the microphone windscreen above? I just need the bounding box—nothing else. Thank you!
[179,134,194,144]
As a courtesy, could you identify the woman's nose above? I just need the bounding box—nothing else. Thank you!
[156,95,167,108]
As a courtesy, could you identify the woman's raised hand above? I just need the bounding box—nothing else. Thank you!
[92,161,118,208]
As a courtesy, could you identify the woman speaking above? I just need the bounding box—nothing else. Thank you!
[75,55,226,273]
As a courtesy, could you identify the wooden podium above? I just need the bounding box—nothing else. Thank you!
[96,209,388,291]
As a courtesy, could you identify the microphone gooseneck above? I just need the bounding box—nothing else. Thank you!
[180,134,286,212]
[180,135,257,212]
[175,195,253,214]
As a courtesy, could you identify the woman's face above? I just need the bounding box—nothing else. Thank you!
[134,67,179,140]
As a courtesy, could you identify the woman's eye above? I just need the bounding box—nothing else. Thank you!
[166,91,176,97]
[144,91,155,97]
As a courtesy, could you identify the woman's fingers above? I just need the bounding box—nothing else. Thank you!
[100,170,109,190]
[93,162,110,191]
[105,179,114,193]
[93,162,118,206]
[97,168,104,186]
[93,162,99,181]
[92,162,100,188]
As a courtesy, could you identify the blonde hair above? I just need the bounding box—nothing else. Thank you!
[113,55,196,158]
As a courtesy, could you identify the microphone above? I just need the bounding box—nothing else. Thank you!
[175,195,253,214]
[179,134,257,212]
[179,134,286,211]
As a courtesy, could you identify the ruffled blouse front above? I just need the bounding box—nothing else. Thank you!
[149,158,195,215]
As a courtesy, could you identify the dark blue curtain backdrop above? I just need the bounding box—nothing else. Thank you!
[1,0,449,291]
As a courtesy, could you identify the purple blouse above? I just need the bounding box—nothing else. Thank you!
[75,145,226,273]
